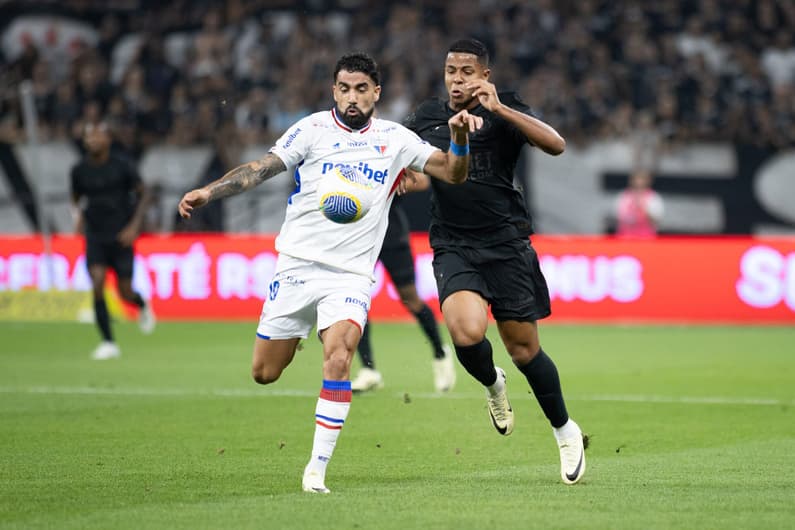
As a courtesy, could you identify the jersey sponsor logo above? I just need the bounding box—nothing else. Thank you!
[344,296,369,310]
[321,162,389,184]
[282,128,302,148]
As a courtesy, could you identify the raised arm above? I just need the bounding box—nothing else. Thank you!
[421,109,483,184]
[178,153,287,219]
[468,79,565,155]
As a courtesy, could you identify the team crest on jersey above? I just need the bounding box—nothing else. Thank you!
[373,145,387,154]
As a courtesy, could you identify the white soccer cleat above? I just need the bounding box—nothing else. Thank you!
[91,341,121,360]
[138,305,156,335]
[556,420,587,485]
[486,367,514,436]
[302,466,330,494]
[433,345,456,392]
[351,367,383,393]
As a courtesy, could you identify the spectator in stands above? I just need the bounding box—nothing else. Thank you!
[615,169,665,238]
[2,0,795,166]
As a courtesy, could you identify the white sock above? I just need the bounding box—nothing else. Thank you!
[306,380,352,478]
[553,418,581,443]
[486,368,505,396]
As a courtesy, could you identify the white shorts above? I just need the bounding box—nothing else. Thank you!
[256,254,372,340]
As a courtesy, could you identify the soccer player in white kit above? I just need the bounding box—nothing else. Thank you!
[178,53,482,494]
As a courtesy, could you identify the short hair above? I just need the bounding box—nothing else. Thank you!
[448,38,490,67]
[334,52,380,86]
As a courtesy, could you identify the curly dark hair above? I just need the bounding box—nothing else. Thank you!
[333,52,380,85]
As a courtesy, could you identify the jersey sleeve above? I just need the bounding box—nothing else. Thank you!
[268,116,313,168]
[501,92,537,147]
[398,125,438,172]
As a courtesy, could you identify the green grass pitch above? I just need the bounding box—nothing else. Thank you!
[1,321,793,529]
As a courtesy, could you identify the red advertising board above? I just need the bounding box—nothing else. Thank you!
[1,234,793,323]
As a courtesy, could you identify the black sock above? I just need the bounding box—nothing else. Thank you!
[517,348,569,428]
[454,339,497,386]
[94,297,113,342]
[412,304,445,359]
[357,324,375,369]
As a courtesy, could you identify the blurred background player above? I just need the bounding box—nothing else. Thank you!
[351,191,456,394]
[70,121,155,360]
[405,38,586,484]
[615,168,665,238]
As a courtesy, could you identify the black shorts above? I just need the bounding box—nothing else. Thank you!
[85,238,135,279]
[432,238,551,322]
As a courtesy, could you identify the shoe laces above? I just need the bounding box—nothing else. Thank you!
[559,438,582,468]
[487,392,511,422]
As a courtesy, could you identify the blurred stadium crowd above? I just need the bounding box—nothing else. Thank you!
[2,0,795,157]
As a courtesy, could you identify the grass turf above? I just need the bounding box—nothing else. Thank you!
[1,321,793,529]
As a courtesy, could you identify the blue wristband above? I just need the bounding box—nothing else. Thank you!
[449,141,469,156]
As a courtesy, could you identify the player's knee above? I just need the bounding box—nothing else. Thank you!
[508,341,539,364]
[118,287,134,301]
[447,320,486,346]
[323,350,352,380]
[251,364,281,385]
[402,296,424,313]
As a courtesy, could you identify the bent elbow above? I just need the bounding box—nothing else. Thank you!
[547,137,566,156]
[449,172,467,184]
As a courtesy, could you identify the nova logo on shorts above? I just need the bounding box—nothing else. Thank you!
[321,162,389,184]
[344,296,369,310]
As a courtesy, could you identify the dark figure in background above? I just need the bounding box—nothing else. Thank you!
[405,39,587,484]
[351,193,456,394]
[70,122,155,360]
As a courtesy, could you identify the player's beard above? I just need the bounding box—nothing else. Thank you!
[337,104,373,130]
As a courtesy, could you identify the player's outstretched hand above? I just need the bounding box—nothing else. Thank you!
[178,188,211,219]
[448,109,483,136]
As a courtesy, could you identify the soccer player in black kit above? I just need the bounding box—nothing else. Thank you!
[351,196,456,393]
[71,122,155,360]
[404,39,586,484]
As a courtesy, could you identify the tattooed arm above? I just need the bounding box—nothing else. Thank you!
[178,153,287,219]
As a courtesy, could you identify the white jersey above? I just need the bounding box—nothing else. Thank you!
[269,109,438,279]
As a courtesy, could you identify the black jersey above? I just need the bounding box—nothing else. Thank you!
[404,92,534,246]
[70,155,142,242]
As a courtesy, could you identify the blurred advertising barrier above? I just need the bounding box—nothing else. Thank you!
[0,234,793,323]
